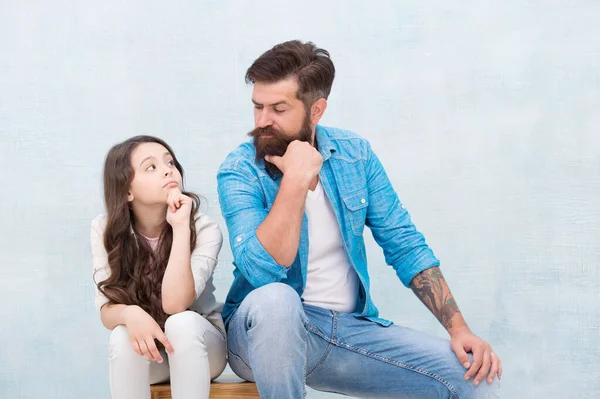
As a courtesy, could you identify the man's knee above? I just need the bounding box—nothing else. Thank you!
[449,353,501,399]
[230,283,307,343]
[245,283,304,320]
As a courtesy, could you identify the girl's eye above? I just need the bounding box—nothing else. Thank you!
[146,165,155,171]
[167,160,174,166]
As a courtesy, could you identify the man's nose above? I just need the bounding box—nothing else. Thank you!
[256,111,273,128]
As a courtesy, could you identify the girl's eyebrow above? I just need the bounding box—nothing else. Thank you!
[139,155,155,167]
[139,152,171,167]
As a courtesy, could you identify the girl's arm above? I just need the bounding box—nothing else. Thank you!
[91,216,117,329]
[162,213,223,314]
[161,223,195,314]
[99,303,131,330]
[189,215,223,298]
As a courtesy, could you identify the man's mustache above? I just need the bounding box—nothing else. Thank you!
[248,126,284,139]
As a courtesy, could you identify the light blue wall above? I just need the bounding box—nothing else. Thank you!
[1,1,598,398]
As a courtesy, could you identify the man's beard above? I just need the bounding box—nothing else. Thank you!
[248,114,314,177]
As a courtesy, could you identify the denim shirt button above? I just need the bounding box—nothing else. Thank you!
[236,236,242,243]
[360,198,366,204]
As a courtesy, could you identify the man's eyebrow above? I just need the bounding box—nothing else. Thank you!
[252,99,288,107]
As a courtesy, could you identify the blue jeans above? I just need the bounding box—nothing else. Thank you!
[227,283,500,398]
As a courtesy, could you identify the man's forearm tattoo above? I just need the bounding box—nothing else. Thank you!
[409,267,460,330]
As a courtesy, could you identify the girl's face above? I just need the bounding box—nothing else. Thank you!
[127,142,183,206]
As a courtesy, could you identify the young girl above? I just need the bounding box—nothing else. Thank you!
[91,136,227,399]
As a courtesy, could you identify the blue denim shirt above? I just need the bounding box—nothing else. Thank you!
[217,125,440,327]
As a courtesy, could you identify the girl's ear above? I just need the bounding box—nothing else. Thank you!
[127,191,134,202]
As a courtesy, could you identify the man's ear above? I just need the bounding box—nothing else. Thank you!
[310,98,328,125]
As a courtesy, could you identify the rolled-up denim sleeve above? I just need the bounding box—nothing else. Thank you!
[217,161,290,288]
[364,141,440,287]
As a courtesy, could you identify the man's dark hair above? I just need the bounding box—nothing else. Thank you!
[245,40,335,109]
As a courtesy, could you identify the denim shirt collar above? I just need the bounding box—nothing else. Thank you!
[315,124,336,162]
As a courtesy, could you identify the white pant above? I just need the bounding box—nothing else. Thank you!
[108,311,227,399]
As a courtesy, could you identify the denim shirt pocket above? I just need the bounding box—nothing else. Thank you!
[342,189,369,236]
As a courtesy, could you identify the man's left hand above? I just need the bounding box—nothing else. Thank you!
[450,327,502,385]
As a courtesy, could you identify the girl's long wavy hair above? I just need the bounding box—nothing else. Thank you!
[97,135,199,329]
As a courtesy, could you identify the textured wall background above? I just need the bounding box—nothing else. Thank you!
[1,1,598,398]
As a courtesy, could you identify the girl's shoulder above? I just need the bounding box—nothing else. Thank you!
[91,214,107,229]
[194,213,215,230]
[193,213,223,245]
[90,215,107,239]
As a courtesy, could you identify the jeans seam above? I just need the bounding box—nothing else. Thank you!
[332,312,338,340]
[332,340,460,399]
[305,324,332,343]
[305,310,337,379]
[301,316,309,398]
[305,337,334,379]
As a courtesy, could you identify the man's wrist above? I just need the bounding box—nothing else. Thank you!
[282,171,312,192]
[448,322,471,338]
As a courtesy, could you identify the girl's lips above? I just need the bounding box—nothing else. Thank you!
[163,181,178,188]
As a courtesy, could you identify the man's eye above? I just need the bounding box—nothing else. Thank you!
[274,109,285,114]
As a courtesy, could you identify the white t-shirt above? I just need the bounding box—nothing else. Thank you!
[90,214,225,333]
[302,182,359,313]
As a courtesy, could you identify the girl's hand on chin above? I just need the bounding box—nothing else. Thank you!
[166,188,192,228]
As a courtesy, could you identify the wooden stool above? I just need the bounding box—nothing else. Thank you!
[150,374,259,399]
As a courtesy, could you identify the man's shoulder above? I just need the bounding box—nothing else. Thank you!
[321,125,366,141]
[218,141,257,173]
[319,125,370,159]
